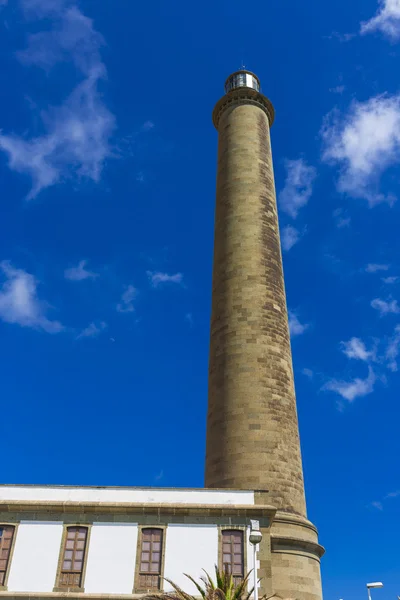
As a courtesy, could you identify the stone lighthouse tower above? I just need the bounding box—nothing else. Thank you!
[205,70,324,600]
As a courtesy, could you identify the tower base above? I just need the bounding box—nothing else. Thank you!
[267,512,324,600]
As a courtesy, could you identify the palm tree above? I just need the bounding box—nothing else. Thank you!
[144,565,267,600]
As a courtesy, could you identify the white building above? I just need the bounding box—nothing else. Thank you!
[0,484,276,599]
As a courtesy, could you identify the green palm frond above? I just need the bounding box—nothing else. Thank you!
[184,573,206,599]
[162,577,197,600]
[143,565,267,600]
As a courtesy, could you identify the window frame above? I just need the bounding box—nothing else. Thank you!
[0,523,18,591]
[133,526,166,593]
[54,524,91,592]
[219,527,246,586]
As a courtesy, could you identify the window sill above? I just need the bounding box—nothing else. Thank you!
[53,587,85,593]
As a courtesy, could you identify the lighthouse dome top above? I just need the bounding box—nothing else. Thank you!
[224,70,260,94]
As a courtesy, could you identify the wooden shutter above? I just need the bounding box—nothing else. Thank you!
[138,528,163,590]
[59,527,88,588]
[0,526,15,586]
[222,530,244,585]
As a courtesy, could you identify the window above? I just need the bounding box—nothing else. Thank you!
[59,527,88,588]
[0,526,15,587]
[222,530,244,585]
[138,528,163,590]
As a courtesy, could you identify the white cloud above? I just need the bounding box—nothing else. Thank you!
[0,1,115,199]
[370,501,384,511]
[302,368,314,379]
[64,260,98,281]
[382,276,398,284]
[385,325,400,371]
[281,225,300,252]
[321,95,400,205]
[322,367,376,402]
[117,285,136,313]
[154,469,164,482]
[21,0,70,17]
[366,263,390,272]
[337,216,351,228]
[371,297,400,315]
[279,158,316,218]
[341,337,375,361]
[333,208,351,228]
[76,321,107,339]
[141,121,155,132]
[0,70,115,200]
[289,312,309,337]
[330,85,346,95]
[361,0,400,40]
[18,5,103,75]
[0,261,63,333]
[147,271,184,288]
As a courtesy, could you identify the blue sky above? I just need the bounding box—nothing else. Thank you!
[0,0,400,598]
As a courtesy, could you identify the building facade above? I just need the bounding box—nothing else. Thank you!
[0,485,277,598]
[0,71,324,600]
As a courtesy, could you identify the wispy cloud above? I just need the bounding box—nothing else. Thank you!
[279,158,316,218]
[321,95,400,205]
[147,271,183,288]
[322,367,376,402]
[0,0,115,199]
[327,31,356,42]
[385,325,400,371]
[361,0,400,41]
[341,337,376,361]
[18,4,103,74]
[0,261,64,333]
[386,490,400,498]
[370,488,400,511]
[333,208,351,228]
[281,225,300,252]
[366,263,390,273]
[154,470,164,482]
[141,121,155,132]
[302,368,314,379]
[76,321,107,340]
[64,260,98,281]
[382,276,398,284]
[289,311,309,337]
[330,85,346,95]
[117,285,136,313]
[371,297,400,315]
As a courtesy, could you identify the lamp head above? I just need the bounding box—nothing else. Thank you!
[249,519,262,546]
[367,583,384,589]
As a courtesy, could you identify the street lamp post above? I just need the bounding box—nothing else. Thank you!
[249,520,262,600]
[367,582,384,600]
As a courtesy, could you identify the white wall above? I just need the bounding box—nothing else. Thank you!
[164,524,218,594]
[3,520,254,595]
[7,521,63,592]
[84,523,138,594]
[0,485,254,506]
[245,527,260,592]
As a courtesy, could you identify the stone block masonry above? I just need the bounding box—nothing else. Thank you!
[204,74,324,600]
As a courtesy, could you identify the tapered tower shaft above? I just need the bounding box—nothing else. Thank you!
[205,71,306,517]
